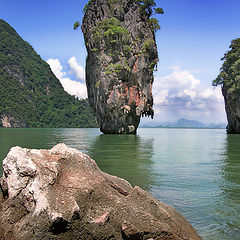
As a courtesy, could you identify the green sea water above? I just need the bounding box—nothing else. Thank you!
[0,128,239,239]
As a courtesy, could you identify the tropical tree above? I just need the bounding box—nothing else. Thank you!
[213,38,240,87]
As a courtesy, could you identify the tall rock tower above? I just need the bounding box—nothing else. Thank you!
[213,38,240,133]
[82,0,159,134]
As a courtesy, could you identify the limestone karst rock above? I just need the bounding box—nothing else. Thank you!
[213,38,240,133]
[0,143,201,240]
[82,0,158,134]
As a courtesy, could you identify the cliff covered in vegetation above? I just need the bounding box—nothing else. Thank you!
[213,38,240,133]
[81,0,163,134]
[0,19,97,128]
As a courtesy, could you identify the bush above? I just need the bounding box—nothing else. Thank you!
[213,38,240,87]
[92,17,131,58]
[138,0,164,32]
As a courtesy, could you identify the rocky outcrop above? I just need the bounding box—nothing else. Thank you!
[222,85,240,133]
[82,0,158,134]
[0,114,27,128]
[0,143,201,240]
[213,38,240,133]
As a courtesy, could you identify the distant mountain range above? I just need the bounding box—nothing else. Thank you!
[140,118,226,129]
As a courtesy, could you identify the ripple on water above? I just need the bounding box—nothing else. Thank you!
[0,128,240,239]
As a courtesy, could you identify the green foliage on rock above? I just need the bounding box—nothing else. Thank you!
[95,80,100,88]
[141,39,157,70]
[142,39,155,53]
[0,19,98,128]
[138,0,164,32]
[148,18,161,32]
[92,17,130,56]
[83,0,95,13]
[139,0,156,17]
[91,16,133,82]
[104,62,130,81]
[155,7,164,14]
[73,21,80,30]
[213,38,240,87]
[142,40,155,60]
[107,0,119,4]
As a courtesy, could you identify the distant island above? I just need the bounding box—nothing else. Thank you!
[140,118,226,129]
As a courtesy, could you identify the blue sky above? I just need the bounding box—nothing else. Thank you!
[1,0,240,124]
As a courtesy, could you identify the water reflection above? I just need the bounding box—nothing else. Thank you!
[222,135,240,199]
[0,128,154,190]
[217,134,240,239]
[1,128,240,239]
[88,134,154,190]
[0,128,64,175]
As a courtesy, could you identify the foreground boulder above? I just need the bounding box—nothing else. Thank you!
[0,143,201,240]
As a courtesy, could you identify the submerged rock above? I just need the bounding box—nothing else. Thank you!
[0,143,201,240]
[82,0,158,134]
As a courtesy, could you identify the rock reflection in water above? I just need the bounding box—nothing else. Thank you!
[0,128,155,191]
[1,128,240,238]
[88,134,154,191]
[217,134,240,239]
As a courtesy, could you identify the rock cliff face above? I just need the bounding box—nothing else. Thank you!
[0,115,27,128]
[0,143,201,240]
[82,0,158,134]
[213,38,240,133]
[222,86,240,133]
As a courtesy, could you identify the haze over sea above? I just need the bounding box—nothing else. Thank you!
[0,128,239,239]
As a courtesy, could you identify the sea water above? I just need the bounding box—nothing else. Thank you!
[0,128,239,239]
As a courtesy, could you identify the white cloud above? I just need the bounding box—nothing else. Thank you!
[47,58,87,99]
[154,90,169,104]
[152,66,226,123]
[182,89,196,99]
[47,59,64,79]
[199,88,214,99]
[163,66,200,89]
[60,77,87,99]
[68,57,85,81]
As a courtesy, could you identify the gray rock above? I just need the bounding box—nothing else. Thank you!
[0,143,201,240]
[82,0,157,134]
[1,115,27,128]
[222,85,240,133]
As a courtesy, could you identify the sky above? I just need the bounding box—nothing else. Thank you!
[1,0,240,124]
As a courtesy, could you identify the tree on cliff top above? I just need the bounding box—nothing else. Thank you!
[138,0,164,32]
[76,0,164,33]
[213,38,240,87]
[138,0,164,17]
